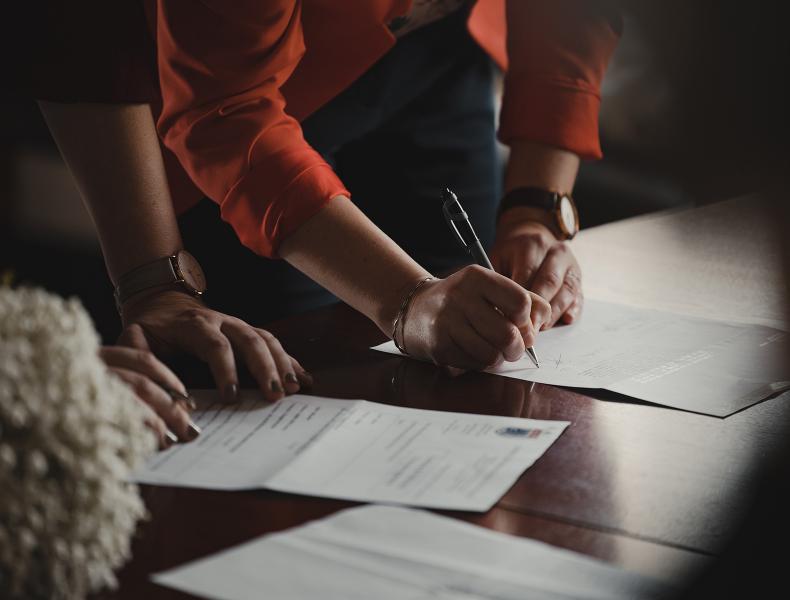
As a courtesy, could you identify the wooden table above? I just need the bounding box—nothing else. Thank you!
[105,196,789,598]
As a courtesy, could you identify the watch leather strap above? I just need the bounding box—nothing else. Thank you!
[114,256,181,307]
[497,186,579,240]
[498,187,561,218]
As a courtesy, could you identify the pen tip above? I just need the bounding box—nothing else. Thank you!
[441,187,456,202]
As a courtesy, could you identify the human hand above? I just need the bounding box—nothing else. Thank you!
[398,266,551,370]
[490,212,583,328]
[118,290,312,404]
[100,345,199,450]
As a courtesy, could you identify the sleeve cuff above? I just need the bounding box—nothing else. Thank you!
[499,76,603,160]
[219,163,350,258]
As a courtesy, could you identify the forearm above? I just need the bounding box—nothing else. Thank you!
[278,196,430,335]
[39,102,181,283]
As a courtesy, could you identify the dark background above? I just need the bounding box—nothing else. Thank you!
[1,3,788,597]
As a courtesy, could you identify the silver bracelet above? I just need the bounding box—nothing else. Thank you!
[392,276,434,354]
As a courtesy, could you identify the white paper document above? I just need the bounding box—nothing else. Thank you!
[134,391,568,511]
[373,300,790,417]
[153,505,671,600]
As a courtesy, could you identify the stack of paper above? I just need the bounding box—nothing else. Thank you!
[153,505,672,600]
[374,299,790,417]
[135,392,568,512]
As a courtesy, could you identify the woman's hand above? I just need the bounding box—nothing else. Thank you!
[100,345,199,450]
[399,265,551,370]
[118,290,312,404]
[490,215,583,328]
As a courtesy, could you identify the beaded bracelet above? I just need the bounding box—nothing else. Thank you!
[391,276,434,354]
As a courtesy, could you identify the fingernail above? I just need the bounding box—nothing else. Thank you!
[185,420,202,441]
[271,380,283,394]
[166,387,190,402]
[174,395,197,411]
[165,429,179,445]
[301,370,314,385]
[284,373,298,385]
[223,383,239,403]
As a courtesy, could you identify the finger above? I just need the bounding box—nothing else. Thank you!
[184,320,239,404]
[290,357,314,389]
[512,242,550,290]
[133,392,170,450]
[561,294,584,324]
[99,346,188,399]
[466,266,533,328]
[546,288,574,329]
[431,331,496,371]
[546,268,582,328]
[530,245,572,302]
[465,297,525,362]
[111,367,198,443]
[257,329,300,395]
[117,323,152,351]
[221,321,283,402]
[451,319,504,369]
[528,292,552,332]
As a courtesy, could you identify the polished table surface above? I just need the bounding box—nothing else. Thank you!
[103,196,789,598]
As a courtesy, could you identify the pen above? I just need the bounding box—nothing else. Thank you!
[441,187,540,368]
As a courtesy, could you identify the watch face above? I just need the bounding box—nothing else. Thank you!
[558,195,579,239]
[175,251,207,294]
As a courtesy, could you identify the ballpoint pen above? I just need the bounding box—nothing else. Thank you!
[441,187,540,368]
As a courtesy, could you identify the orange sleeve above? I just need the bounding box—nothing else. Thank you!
[154,0,349,258]
[499,1,622,160]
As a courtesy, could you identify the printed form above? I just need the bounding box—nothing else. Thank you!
[374,299,790,416]
[153,505,671,600]
[135,391,568,511]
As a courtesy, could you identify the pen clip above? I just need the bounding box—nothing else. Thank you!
[442,198,470,251]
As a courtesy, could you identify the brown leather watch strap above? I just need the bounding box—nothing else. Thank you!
[115,256,181,306]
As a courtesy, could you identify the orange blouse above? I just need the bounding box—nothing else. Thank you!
[148,0,621,257]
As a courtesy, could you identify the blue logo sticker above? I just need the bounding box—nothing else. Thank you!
[496,427,541,438]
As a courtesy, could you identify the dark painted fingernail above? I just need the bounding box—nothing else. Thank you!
[284,373,298,385]
[184,395,198,411]
[185,420,202,441]
[223,383,239,403]
[271,380,283,394]
[165,429,179,445]
[165,387,190,401]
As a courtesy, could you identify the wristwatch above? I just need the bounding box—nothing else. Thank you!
[497,187,580,240]
[114,250,207,309]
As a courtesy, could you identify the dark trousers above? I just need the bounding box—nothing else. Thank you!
[180,10,502,326]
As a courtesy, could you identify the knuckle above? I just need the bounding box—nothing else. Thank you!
[540,270,563,289]
[237,330,262,346]
[257,328,274,342]
[204,335,231,352]
[514,292,531,315]
[530,234,551,252]
[562,276,581,295]
[134,376,157,399]
[183,308,208,324]
[136,349,157,367]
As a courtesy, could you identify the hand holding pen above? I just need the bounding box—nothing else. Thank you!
[387,191,551,370]
[441,187,546,367]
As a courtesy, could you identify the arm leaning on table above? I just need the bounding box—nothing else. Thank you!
[152,0,551,371]
[38,102,311,424]
[490,0,621,328]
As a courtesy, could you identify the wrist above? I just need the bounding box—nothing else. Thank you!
[120,287,204,323]
[375,272,433,338]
